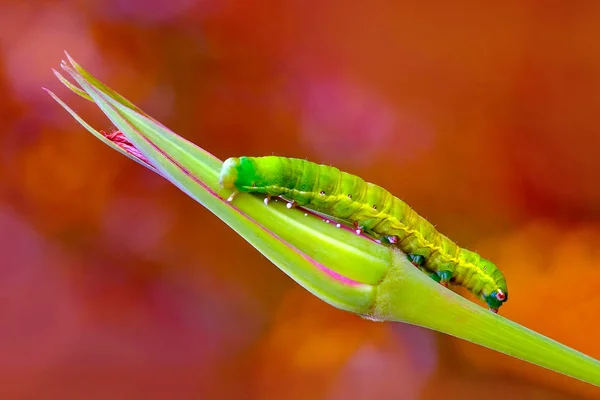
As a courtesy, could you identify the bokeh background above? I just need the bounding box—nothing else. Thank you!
[2,1,600,398]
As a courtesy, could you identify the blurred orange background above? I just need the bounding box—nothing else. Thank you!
[2,0,600,398]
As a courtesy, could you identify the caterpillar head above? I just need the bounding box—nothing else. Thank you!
[484,289,508,313]
[220,156,278,192]
[220,157,242,188]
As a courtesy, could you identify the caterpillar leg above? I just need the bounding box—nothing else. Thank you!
[407,254,452,287]
[286,200,298,209]
[380,235,399,244]
[264,194,272,205]
[407,254,425,266]
[226,191,239,202]
[353,222,365,235]
[353,223,383,240]
[436,270,453,287]
[407,254,441,283]
[416,265,442,283]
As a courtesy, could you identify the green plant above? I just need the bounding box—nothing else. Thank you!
[46,53,600,387]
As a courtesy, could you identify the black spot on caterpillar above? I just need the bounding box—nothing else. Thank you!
[219,156,508,312]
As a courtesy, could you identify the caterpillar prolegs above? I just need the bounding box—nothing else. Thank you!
[219,156,508,313]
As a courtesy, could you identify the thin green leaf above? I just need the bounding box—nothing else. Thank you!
[52,69,92,101]
[62,52,148,116]
[43,87,158,173]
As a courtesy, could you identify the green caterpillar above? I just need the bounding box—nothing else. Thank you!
[219,156,508,313]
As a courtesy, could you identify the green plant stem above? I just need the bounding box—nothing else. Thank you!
[374,252,600,386]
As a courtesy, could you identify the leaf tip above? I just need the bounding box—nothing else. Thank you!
[51,68,63,80]
[64,50,74,64]
[42,87,59,101]
[63,51,83,72]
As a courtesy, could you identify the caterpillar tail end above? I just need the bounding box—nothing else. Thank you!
[219,157,241,189]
